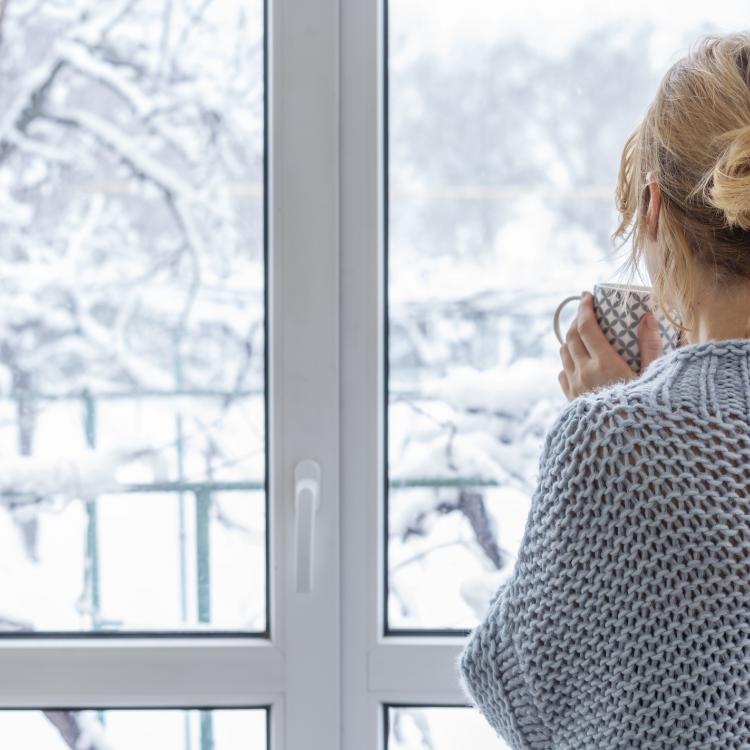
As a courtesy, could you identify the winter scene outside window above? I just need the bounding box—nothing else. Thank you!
[0,708,266,750]
[0,0,266,636]
[387,1,749,747]
[385,706,498,750]
[384,0,749,636]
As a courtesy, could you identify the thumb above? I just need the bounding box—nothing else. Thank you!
[637,312,663,372]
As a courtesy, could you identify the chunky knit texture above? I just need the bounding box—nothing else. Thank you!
[457,338,750,750]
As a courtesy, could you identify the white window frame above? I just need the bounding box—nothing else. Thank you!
[0,0,342,749]
[340,0,467,748]
[0,0,468,747]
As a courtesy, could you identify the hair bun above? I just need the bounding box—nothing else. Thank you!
[709,125,750,230]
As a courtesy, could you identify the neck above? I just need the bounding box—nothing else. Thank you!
[682,281,750,346]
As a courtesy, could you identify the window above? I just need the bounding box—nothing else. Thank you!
[1,0,266,637]
[2,0,747,748]
[354,1,748,749]
[0,1,340,747]
[384,0,750,637]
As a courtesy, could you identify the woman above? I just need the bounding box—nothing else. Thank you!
[458,31,750,749]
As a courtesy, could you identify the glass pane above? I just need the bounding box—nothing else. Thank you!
[0,708,266,749]
[385,1,749,630]
[0,1,266,632]
[386,706,499,750]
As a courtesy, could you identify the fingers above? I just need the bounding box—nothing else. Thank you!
[561,297,591,397]
[575,292,610,356]
[559,341,574,372]
[565,316,589,361]
[637,312,664,372]
[557,369,572,401]
[558,292,653,398]
[558,346,574,402]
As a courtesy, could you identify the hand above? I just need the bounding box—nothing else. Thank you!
[558,291,663,402]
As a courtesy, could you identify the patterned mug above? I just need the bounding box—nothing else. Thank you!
[553,282,683,373]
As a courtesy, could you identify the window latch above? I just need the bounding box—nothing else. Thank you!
[294,460,321,594]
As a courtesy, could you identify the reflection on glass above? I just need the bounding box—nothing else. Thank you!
[386,0,749,630]
[0,708,266,750]
[386,706,501,750]
[0,1,266,631]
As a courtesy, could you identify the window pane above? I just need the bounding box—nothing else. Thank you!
[386,706,499,750]
[0,1,266,632]
[385,1,748,631]
[0,708,266,749]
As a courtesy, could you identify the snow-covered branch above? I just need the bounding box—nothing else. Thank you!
[0,451,119,506]
[0,443,169,511]
[56,41,156,118]
[43,107,201,204]
[0,58,65,159]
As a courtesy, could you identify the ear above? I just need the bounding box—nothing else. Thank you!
[645,171,661,240]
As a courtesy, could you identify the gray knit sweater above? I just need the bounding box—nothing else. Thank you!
[457,338,750,750]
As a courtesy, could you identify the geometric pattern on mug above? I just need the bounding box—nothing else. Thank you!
[596,286,680,372]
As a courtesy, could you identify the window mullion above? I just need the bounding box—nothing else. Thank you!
[270,0,342,747]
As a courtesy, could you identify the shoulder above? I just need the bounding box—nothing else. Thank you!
[521,390,661,572]
[539,384,663,478]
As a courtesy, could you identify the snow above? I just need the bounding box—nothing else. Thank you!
[47,107,202,205]
[0,450,121,505]
[384,0,749,686]
[388,706,503,750]
[424,359,561,419]
[0,709,266,750]
[56,42,158,120]
[74,712,117,750]
[0,0,266,649]
[0,0,745,746]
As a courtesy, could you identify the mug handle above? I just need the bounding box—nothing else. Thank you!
[553,295,583,344]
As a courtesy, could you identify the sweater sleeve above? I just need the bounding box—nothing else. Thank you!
[458,579,553,749]
[457,395,638,749]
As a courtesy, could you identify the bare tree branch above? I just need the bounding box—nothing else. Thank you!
[43,712,83,749]
[455,490,507,569]
[0,58,66,161]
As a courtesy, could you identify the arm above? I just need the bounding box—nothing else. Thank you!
[458,580,552,750]
[457,394,639,748]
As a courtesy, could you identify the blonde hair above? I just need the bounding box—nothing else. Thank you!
[613,31,750,336]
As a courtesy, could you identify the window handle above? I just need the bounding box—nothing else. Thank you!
[294,460,321,594]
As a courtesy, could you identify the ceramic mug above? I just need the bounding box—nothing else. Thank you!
[553,282,682,373]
